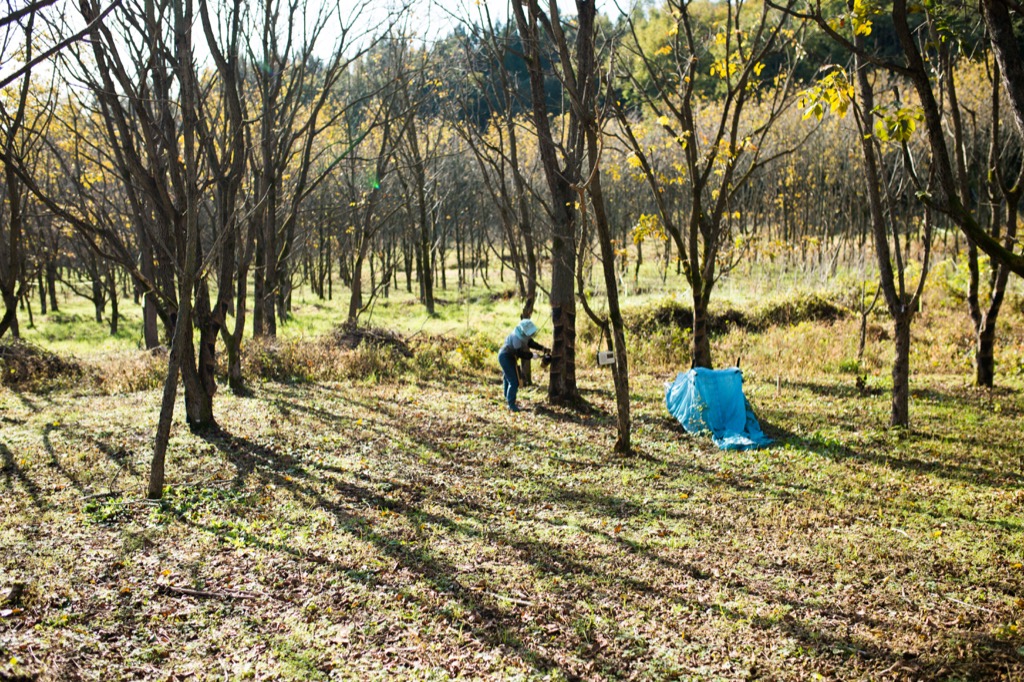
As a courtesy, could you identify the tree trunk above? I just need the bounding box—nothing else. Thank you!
[975,318,997,388]
[148,319,187,499]
[510,0,579,404]
[37,268,46,315]
[224,234,252,396]
[587,154,631,452]
[107,269,118,336]
[548,186,579,403]
[226,337,243,394]
[46,261,57,312]
[140,235,160,348]
[326,232,333,300]
[348,247,367,323]
[403,238,413,293]
[891,313,911,428]
[691,293,712,369]
[23,290,32,329]
[181,322,215,432]
[253,234,266,337]
[91,270,104,323]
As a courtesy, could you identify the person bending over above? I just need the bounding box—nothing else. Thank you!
[498,319,548,412]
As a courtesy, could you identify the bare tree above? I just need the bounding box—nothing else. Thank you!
[614,0,801,368]
[511,0,585,403]
[968,60,1022,387]
[0,2,55,339]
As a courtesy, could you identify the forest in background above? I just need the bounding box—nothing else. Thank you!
[1,0,1024,478]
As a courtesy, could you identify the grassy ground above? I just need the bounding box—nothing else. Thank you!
[3,260,1024,680]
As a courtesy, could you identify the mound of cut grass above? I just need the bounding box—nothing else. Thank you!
[0,339,82,390]
[620,291,851,337]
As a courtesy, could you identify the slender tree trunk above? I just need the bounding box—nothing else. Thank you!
[976,318,997,388]
[403,238,413,293]
[587,159,630,452]
[181,342,214,431]
[855,35,913,429]
[348,247,367,323]
[107,269,118,335]
[37,268,46,315]
[23,290,32,329]
[691,292,712,369]
[91,258,104,323]
[225,232,253,396]
[226,339,243,393]
[149,315,188,499]
[253,237,266,337]
[891,313,911,428]
[326,232,333,300]
[46,261,57,312]
[182,279,221,430]
[140,235,159,348]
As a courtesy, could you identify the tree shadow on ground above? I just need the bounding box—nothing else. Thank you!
[782,378,868,400]
[532,397,609,426]
[190,425,586,680]
[754,415,799,443]
[0,440,45,509]
[794,430,1023,488]
[6,388,45,413]
[66,389,1022,682]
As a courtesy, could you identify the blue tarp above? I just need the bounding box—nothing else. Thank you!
[665,367,773,450]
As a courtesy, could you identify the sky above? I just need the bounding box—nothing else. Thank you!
[0,0,635,86]
[322,0,629,51]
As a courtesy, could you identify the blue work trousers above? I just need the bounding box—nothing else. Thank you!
[498,350,519,408]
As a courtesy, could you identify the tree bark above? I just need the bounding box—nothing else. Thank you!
[586,151,631,452]
[691,293,712,369]
[348,249,366,323]
[37,268,46,315]
[46,261,57,312]
[510,0,581,404]
[148,314,187,499]
[107,268,118,335]
[140,235,159,348]
[0,292,17,339]
[976,318,997,388]
[891,313,911,428]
